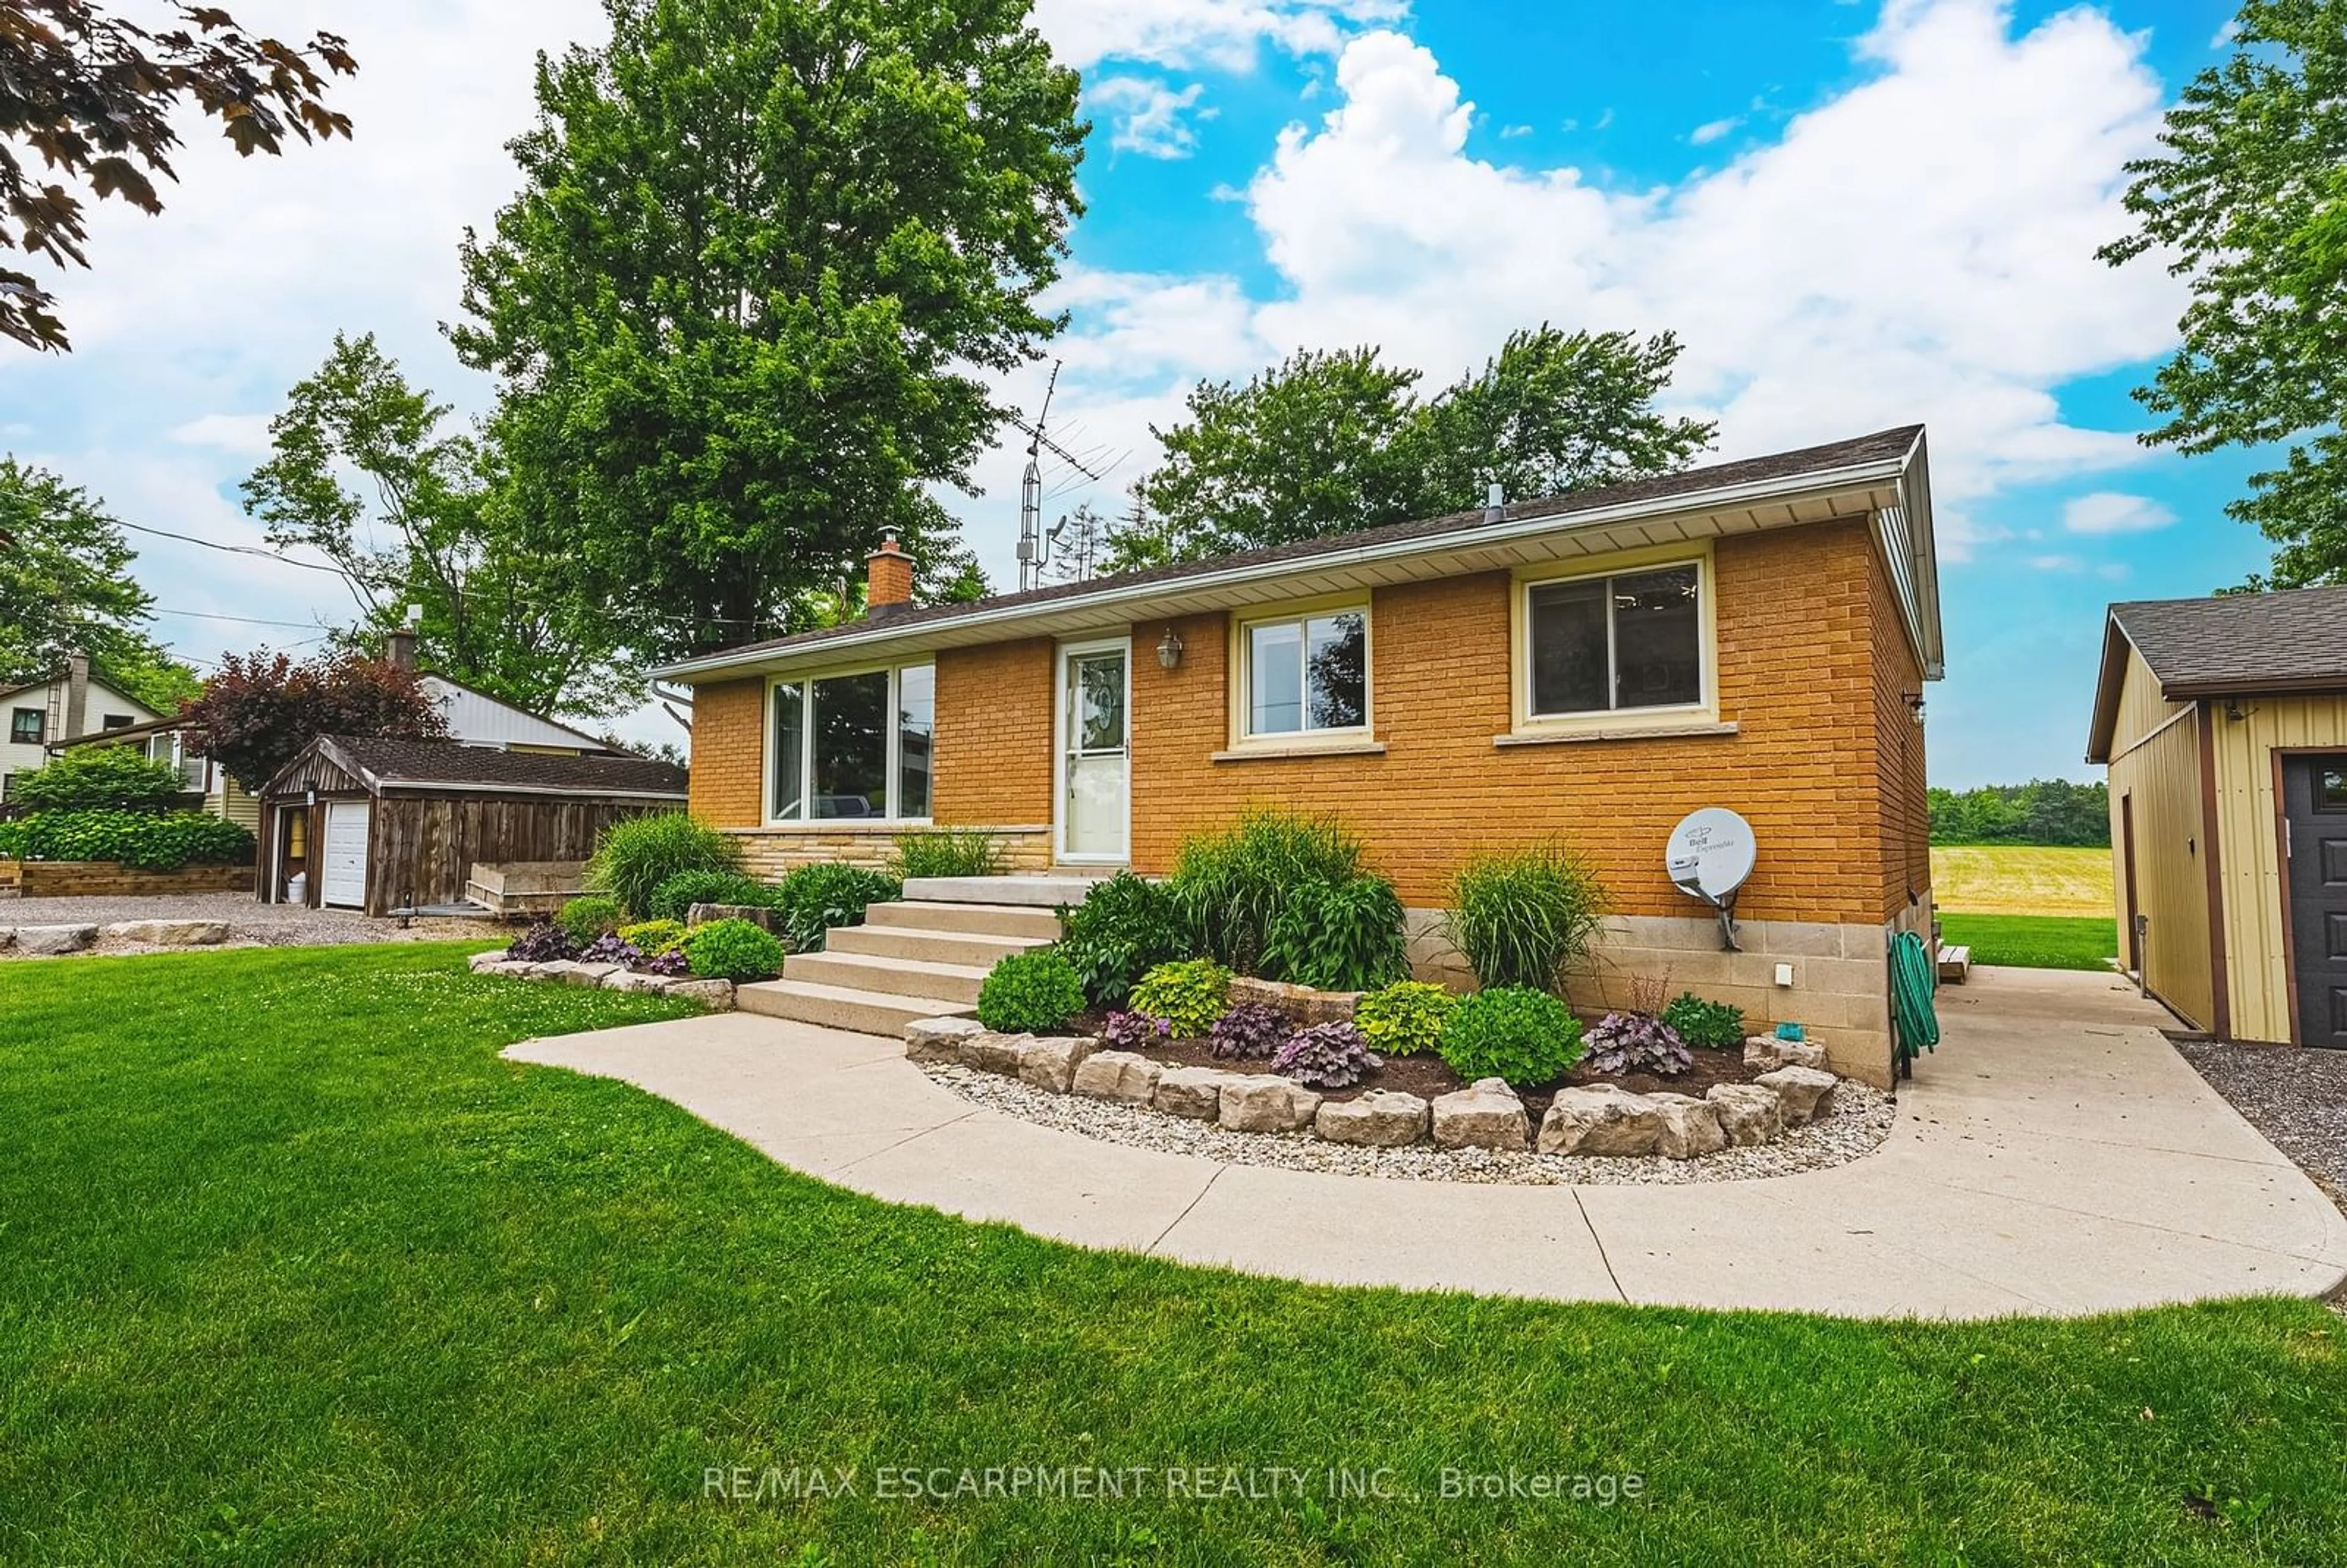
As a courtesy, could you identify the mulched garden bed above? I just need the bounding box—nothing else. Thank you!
[1065,1010,1771,1119]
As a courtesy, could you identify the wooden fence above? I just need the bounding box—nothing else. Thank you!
[0,860,255,899]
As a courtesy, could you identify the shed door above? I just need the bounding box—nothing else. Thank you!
[2285,756,2347,1047]
[321,801,372,909]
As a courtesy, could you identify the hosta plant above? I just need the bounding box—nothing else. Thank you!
[1352,980,1456,1057]
[1103,1009,1170,1052]
[1659,992,1745,1050]
[1583,1012,1693,1077]
[1271,1022,1381,1089]
[1129,958,1232,1039]
[1209,1002,1288,1060]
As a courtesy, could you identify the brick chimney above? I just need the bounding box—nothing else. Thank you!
[865,530,913,618]
[386,605,420,672]
[62,651,89,741]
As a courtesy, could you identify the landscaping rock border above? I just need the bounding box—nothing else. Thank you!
[902,1019,1892,1182]
[468,950,738,1011]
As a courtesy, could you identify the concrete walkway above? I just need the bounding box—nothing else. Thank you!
[506,967,2347,1319]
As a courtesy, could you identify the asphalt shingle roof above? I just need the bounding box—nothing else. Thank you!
[2112,587,2347,697]
[667,424,1926,672]
[325,737,687,796]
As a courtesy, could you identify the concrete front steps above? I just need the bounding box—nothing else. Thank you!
[736,888,1067,1036]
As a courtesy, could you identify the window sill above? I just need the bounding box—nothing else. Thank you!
[1211,739,1388,763]
[1494,721,1739,747]
[744,819,935,834]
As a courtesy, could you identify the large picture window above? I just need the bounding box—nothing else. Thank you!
[1527,565,1702,717]
[767,665,934,823]
[1243,607,1368,738]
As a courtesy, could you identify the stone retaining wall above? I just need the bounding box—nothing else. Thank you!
[725,825,1052,879]
[468,950,738,1009]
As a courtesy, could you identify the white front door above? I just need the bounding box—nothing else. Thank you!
[321,801,371,908]
[1059,643,1129,862]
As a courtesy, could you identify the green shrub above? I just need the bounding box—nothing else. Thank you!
[773,863,902,953]
[10,745,186,812]
[617,919,688,957]
[975,948,1087,1033]
[1438,986,1586,1088]
[647,869,776,924]
[1442,842,1606,992]
[586,813,743,919]
[889,828,1003,880]
[1660,992,1746,1050]
[558,895,624,946]
[0,809,253,870]
[1353,980,1457,1057]
[1056,870,1187,1008]
[1129,958,1232,1039]
[1169,807,1367,973]
[1262,873,1408,991]
[681,918,784,981]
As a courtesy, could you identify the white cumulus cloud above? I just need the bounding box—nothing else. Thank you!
[1089,77,1216,158]
[2062,491,2179,534]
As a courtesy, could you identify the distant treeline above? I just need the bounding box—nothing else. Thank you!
[1928,780,2110,847]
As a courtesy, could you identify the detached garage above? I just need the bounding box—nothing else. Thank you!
[259,737,688,917]
[2087,586,2347,1047]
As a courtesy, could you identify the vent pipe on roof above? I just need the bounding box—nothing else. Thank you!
[1483,481,1505,524]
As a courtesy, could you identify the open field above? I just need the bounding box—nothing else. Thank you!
[1937,913,2119,972]
[2,943,2343,1563]
[1931,844,2114,918]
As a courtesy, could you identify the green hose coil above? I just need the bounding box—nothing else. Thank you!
[1889,928,1939,1073]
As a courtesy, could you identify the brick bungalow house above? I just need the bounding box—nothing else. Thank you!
[658,427,1944,1086]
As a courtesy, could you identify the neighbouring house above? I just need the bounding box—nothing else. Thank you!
[1,654,161,801]
[256,736,688,916]
[46,626,637,835]
[655,426,1945,1086]
[2086,586,2347,1048]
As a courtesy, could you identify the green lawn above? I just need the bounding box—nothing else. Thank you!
[2,943,2340,1564]
[1938,912,2121,972]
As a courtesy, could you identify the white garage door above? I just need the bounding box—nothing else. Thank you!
[321,801,371,909]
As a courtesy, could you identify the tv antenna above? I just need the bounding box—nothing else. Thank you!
[1011,361,1104,589]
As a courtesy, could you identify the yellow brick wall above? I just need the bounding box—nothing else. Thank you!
[1868,549,1934,921]
[691,677,765,828]
[933,637,1057,827]
[1128,521,1909,923]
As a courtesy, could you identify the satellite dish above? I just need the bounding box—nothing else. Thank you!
[1666,808,1757,951]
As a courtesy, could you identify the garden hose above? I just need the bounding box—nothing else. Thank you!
[1889,928,1939,1077]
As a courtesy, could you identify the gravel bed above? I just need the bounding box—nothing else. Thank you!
[918,1061,1897,1185]
[2176,1039,2347,1207]
[0,892,501,957]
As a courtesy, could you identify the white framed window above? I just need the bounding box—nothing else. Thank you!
[765,664,935,824]
[1236,604,1370,740]
[1522,561,1707,719]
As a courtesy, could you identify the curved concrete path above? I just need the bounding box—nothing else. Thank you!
[507,967,2347,1319]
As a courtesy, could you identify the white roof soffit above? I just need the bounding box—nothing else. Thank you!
[659,441,1942,683]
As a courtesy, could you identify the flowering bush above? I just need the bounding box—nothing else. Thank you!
[1271,1022,1381,1089]
[504,921,576,962]
[1103,1009,1169,1051]
[1583,1012,1693,1076]
[1437,986,1584,1087]
[1209,1001,1288,1060]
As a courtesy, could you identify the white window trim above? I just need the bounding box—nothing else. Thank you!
[1510,546,1719,737]
[762,663,936,828]
[1228,596,1375,750]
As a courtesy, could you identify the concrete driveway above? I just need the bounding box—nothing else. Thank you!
[507,966,2347,1319]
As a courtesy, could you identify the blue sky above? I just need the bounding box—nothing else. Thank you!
[0,0,2275,783]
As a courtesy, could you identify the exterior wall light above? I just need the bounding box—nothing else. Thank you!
[1156,627,1185,670]
[1905,693,1926,724]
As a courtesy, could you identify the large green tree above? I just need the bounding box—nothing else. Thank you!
[2099,0,2347,588]
[0,2,356,351]
[0,457,197,712]
[450,0,1084,659]
[242,332,638,717]
[1111,328,1716,569]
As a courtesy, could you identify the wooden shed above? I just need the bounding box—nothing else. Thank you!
[259,736,688,917]
[2087,587,2347,1046]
